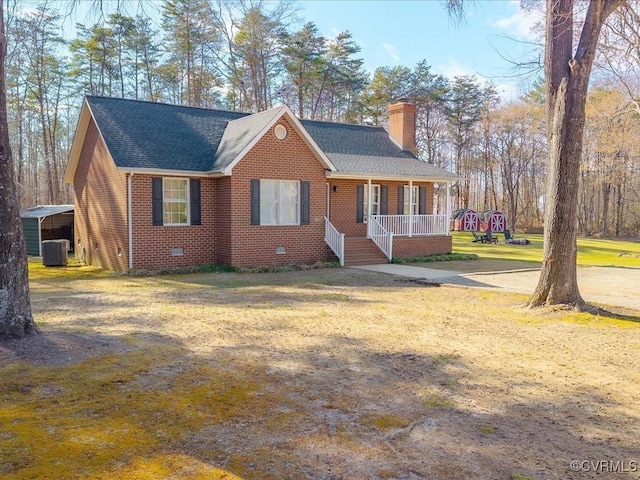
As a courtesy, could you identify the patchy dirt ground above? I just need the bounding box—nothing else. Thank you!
[1,267,640,480]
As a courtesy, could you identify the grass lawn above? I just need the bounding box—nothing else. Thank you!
[423,232,640,273]
[1,261,639,479]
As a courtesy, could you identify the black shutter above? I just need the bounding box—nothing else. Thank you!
[397,186,404,215]
[380,186,388,215]
[152,177,163,226]
[419,186,427,214]
[356,184,364,223]
[300,181,310,225]
[190,179,201,225]
[250,179,260,225]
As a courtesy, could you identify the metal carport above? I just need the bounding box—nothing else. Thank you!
[20,205,74,256]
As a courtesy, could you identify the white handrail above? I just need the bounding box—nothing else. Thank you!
[371,214,449,236]
[367,216,393,260]
[324,217,345,266]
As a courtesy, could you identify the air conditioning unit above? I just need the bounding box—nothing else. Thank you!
[42,239,69,266]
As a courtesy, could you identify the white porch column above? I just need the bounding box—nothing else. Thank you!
[367,178,372,217]
[446,181,452,236]
[367,178,372,237]
[408,180,413,237]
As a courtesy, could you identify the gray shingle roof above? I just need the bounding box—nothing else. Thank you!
[87,96,247,172]
[323,153,457,179]
[85,96,456,180]
[301,120,411,158]
[301,119,457,179]
[212,107,283,172]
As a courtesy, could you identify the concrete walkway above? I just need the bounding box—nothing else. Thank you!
[351,264,463,280]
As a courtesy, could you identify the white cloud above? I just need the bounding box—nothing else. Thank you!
[491,81,523,102]
[382,42,400,62]
[16,6,44,18]
[435,60,524,102]
[435,60,477,80]
[491,2,541,40]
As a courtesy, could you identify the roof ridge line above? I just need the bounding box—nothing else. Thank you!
[300,117,385,129]
[85,95,252,117]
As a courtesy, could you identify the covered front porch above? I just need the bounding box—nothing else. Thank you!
[324,177,453,266]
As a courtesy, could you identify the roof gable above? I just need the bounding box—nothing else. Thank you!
[214,105,335,174]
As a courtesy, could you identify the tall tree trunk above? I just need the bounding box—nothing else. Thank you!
[0,1,36,337]
[529,0,622,308]
[615,182,623,236]
[602,181,610,236]
[37,100,54,202]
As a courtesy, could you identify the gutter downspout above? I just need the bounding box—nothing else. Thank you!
[127,172,133,270]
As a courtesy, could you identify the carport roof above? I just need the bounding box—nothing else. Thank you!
[20,205,74,219]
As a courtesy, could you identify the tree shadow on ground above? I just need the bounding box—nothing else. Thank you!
[582,305,640,323]
[2,323,639,480]
[7,264,639,478]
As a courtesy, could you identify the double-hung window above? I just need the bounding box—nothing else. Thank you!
[152,177,201,226]
[357,184,388,223]
[251,179,310,226]
[397,185,426,216]
[363,184,380,222]
[260,180,300,225]
[163,178,189,225]
[403,185,419,215]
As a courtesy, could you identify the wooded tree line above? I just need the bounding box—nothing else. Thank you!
[6,0,640,236]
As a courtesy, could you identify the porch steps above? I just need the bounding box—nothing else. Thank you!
[343,237,389,266]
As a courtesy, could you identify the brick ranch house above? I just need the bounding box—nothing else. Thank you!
[64,96,458,272]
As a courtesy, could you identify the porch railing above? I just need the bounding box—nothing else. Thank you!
[324,217,345,266]
[370,214,449,237]
[367,216,393,261]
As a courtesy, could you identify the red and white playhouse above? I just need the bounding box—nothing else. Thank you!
[450,209,480,232]
[479,210,506,233]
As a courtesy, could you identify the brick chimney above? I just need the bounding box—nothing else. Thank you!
[387,99,416,155]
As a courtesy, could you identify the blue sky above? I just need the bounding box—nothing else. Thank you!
[54,0,543,100]
[299,1,542,99]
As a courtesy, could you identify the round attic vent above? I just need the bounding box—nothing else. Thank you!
[274,124,287,140]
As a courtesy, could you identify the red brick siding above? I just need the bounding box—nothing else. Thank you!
[214,176,232,265]
[388,102,416,154]
[327,179,435,237]
[326,179,366,237]
[130,175,216,270]
[74,113,447,271]
[393,235,452,258]
[73,119,128,271]
[224,116,328,268]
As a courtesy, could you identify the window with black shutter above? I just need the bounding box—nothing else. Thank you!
[252,179,305,226]
[152,177,200,226]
